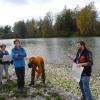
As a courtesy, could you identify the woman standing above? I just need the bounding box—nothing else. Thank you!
[0,44,11,85]
[12,39,27,91]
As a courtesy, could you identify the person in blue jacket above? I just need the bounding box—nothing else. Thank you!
[12,39,27,91]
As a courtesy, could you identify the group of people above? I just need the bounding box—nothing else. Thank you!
[0,39,93,100]
[0,39,27,92]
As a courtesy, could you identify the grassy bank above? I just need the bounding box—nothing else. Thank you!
[0,63,100,100]
[45,63,100,100]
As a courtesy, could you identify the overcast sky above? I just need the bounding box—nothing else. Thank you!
[0,0,100,26]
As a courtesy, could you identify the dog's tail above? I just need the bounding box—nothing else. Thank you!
[41,60,45,84]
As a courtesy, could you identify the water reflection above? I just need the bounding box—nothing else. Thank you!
[0,37,99,72]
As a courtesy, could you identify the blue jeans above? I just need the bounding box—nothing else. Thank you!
[79,76,93,100]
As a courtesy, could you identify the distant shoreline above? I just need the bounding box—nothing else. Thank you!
[0,35,100,39]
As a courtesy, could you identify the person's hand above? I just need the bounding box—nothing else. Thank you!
[15,54,19,58]
[67,53,74,61]
[67,53,72,58]
[67,53,72,60]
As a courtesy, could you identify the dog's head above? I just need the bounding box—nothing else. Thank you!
[28,58,34,68]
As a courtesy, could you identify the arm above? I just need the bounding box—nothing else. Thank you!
[2,51,10,62]
[12,48,27,59]
[6,51,9,55]
[18,48,27,57]
[11,49,17,60]
[0,52,3,61]
[67,53,74,62]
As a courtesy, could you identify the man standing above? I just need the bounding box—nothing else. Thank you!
[68,41,93,100]
[12,39,27,91]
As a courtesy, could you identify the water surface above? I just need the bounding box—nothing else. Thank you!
[1,37,100,72]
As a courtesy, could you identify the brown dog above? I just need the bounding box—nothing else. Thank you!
[28,56,45,85]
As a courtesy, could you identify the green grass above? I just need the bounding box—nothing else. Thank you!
[48,92,62,100]
[33,83,46,89]
[2,76,6,79]
[0,96,6,100]
[0,80,29,99]
[0,66,99,100]
[0,80,16,92]
[13,90,28,98]
[45,96,51,100]
[31,92,44,98]
[45,66,100,100]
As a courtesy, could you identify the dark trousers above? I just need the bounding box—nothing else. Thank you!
[31,67,45,84]
[15,67,25,89]
[31,68,35,84]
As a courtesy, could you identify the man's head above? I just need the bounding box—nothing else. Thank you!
[28,58,34,68]
[76,41,86,51]
[14,39,20,48]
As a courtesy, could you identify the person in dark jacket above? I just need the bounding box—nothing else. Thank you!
[0,44,11,85]
[68,41,93,100]
[12,39,27,91]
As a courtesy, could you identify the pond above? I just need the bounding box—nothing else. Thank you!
[0,37,100,72]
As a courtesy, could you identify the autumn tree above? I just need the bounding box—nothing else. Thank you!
[76,2,97,36]
[41,12,53,37]
[26,19,36,37]
[54,7,74,36]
